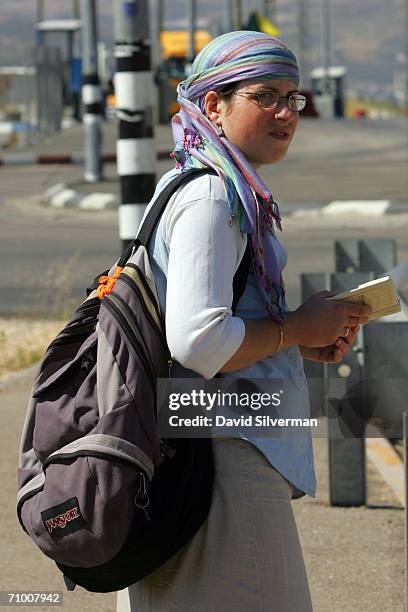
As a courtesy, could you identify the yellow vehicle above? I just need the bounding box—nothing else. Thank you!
[158,30,212,121]
[160,30,212,60]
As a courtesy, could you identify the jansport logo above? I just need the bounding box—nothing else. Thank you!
[45,506,80,534]
[41,497,86,542]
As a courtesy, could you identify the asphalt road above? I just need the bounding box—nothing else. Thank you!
[1,116,407,204]
[1,195,408,319]
[0,116,407,317]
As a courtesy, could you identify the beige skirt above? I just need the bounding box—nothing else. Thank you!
[117,438,313,612]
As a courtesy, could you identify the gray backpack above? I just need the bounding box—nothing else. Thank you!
[16,168,250,593]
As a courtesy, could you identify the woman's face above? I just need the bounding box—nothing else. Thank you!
[204,79,299,168]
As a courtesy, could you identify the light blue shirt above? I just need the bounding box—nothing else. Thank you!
[143,168,316,499]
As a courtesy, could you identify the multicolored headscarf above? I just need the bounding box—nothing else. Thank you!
[171,31,300,323]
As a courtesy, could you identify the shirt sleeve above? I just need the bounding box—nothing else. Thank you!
[164,175,247,379]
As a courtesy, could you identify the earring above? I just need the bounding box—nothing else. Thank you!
[216,124,225,137]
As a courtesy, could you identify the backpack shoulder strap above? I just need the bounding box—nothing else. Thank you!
[232,240,251,314]
[118,166,250,309]
[118,168,215,267]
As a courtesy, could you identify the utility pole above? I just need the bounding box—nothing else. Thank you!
[297,0,308,87]
[36,0,45,46]
[37,0,44,23]
[80,0,103,182]
[261,0,276,21]
[113,0,156,249]
[187,0,197,63]
[318,0,334,118]
[224,0,234,32]
[150,0,163,124]
[233,0,242,30]
[151,0,163,71]
[73,0,80,19]
[319,0,331,94]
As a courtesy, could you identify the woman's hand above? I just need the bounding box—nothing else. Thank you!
[299,325,360,363]
[284,291,371,349]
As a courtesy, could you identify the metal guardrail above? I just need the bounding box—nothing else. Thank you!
[301,238,405,507]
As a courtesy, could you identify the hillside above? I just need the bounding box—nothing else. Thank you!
[0,0,405,102]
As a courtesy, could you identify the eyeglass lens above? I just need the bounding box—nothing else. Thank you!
[257,92,306,111]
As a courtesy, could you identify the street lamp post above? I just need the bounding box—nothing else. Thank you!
[80,0,103,182]
[187,0,197,63]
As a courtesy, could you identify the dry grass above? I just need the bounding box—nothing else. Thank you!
[0,252,84,381]
[0,318,64,381]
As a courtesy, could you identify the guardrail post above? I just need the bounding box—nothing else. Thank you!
[334,239,396,275]
[301,271,373,506]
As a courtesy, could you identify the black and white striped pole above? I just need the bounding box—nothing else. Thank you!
[113,0,156,250]
[80,0,103,182]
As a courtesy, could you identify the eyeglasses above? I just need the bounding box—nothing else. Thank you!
[232,90,307,112]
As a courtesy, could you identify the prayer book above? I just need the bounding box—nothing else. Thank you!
[326,275,401,320]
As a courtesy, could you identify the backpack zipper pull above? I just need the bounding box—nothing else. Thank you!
[134,473,150,522]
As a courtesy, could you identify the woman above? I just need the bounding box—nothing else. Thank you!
[117,31,371,612]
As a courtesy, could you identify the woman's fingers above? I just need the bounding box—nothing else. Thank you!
[336,330,357,347]
[297,293,370,348]
[348,315,370,326]
[334,305,370,340]
[327,345,343,362]
[334,302,371,326]
[335,301,372,319]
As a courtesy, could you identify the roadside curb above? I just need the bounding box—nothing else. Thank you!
[45,186,408,216]
[45,183,117,210]
[0,150,171,166]
[292,200,407,218]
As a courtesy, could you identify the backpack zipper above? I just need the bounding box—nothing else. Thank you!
[17,466,152,526]
[106,291,158,381]
[117,274,168,354]
[114,274,172,381]
[134,472,150,521]
[103,295,156,394]
[124,263,162,324]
